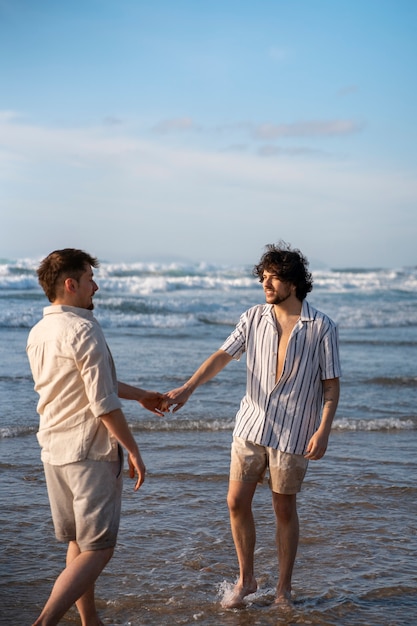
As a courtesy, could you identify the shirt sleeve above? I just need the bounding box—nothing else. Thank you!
[219,311,248,360]
[71,320,122,417]
[319,320,342,380]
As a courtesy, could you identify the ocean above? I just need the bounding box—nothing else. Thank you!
[0,258,416,625]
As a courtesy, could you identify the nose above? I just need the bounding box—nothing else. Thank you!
[93,281,99,292]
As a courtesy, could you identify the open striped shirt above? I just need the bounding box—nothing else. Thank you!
[220,300,341,455]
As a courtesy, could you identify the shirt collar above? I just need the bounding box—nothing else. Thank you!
[300,299,315,321]
[261,300,314,323]
[43,304,95,320]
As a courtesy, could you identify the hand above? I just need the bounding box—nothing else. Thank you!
[166,385,193,413]
[304,430,329,460]
[139,391,170,416]
[128,451,146,491]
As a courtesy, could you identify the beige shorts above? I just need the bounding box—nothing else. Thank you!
[230,437,308,494]
[43,448,123,551]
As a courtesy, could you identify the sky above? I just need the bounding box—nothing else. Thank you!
[1,0,416,269]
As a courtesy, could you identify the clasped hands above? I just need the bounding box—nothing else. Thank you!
[139,385,191,415]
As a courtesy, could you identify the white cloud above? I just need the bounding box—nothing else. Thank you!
[1,111,416,267]
[152,117,199,134]
[157,117,365,145]
[0,111,412,196]
[252,119,364,140]
[258,145,327,158]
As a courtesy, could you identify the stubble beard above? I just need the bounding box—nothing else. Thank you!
[265,290,292,306]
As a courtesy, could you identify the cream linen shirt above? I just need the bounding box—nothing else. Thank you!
[27,305,122,465]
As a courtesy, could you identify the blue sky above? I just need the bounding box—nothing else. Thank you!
[1,0,416,268]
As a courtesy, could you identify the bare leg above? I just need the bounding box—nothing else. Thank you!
[32,542,113,626]
[67,541,109,626]
[272,492,298,604]
[222,480,258,608]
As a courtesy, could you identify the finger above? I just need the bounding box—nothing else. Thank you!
[134,473,145,491]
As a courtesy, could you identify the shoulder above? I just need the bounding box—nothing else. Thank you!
[303,301,336,326]
[241,304,271,320]
[302,302,338,340]
[29,306,99,343]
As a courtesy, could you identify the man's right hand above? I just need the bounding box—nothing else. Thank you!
[128,451,146,491]
[138,390,171,415]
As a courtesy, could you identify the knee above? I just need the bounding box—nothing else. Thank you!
[272,495,297,524]
[227,491,237,514]
[227,492,249,517]
[275,506,293,525]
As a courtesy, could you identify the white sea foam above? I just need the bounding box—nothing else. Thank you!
[1,261,417,330]
[1,259,416,293]
[333,417,416,431]
[2,416,416,440]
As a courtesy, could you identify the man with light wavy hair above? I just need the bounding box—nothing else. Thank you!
[27,248,168,626]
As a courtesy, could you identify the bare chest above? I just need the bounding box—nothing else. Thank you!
[275,317,299,382]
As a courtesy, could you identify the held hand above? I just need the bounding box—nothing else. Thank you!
[304,430,329,460]
[128,452,146,491]
[166,385,193,413]
[139,391,170,416]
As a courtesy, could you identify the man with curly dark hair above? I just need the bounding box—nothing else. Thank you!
[167,241,341,608]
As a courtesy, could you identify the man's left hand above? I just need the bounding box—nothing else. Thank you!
[304,430,329,460]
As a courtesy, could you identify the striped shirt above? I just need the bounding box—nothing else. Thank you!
[220,300,341,455]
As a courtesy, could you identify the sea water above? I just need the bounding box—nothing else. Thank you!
[0,259,416,625]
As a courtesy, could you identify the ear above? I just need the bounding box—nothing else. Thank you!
[64,277,77,294]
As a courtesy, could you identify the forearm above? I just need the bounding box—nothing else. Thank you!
[305,378,340,460]
[166,349,233,412]
[182,350,233,393]
[117,381,168,415]
[318,377,340,435]
[101,408,146,490]
[99,408,139,456]
[118,381,147,401]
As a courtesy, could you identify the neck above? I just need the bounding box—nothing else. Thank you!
[273,296,302,320]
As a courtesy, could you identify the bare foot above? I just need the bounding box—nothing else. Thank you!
[275,590,293,609]
[221,579,258,609]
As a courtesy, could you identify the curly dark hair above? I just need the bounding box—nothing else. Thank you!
[253,241,313,301]
[37,248,99,302]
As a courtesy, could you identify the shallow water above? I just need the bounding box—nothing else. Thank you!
[1,262,417,624]
[2,429,417,625]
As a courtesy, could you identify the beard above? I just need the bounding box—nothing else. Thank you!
[265,287,292,305]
